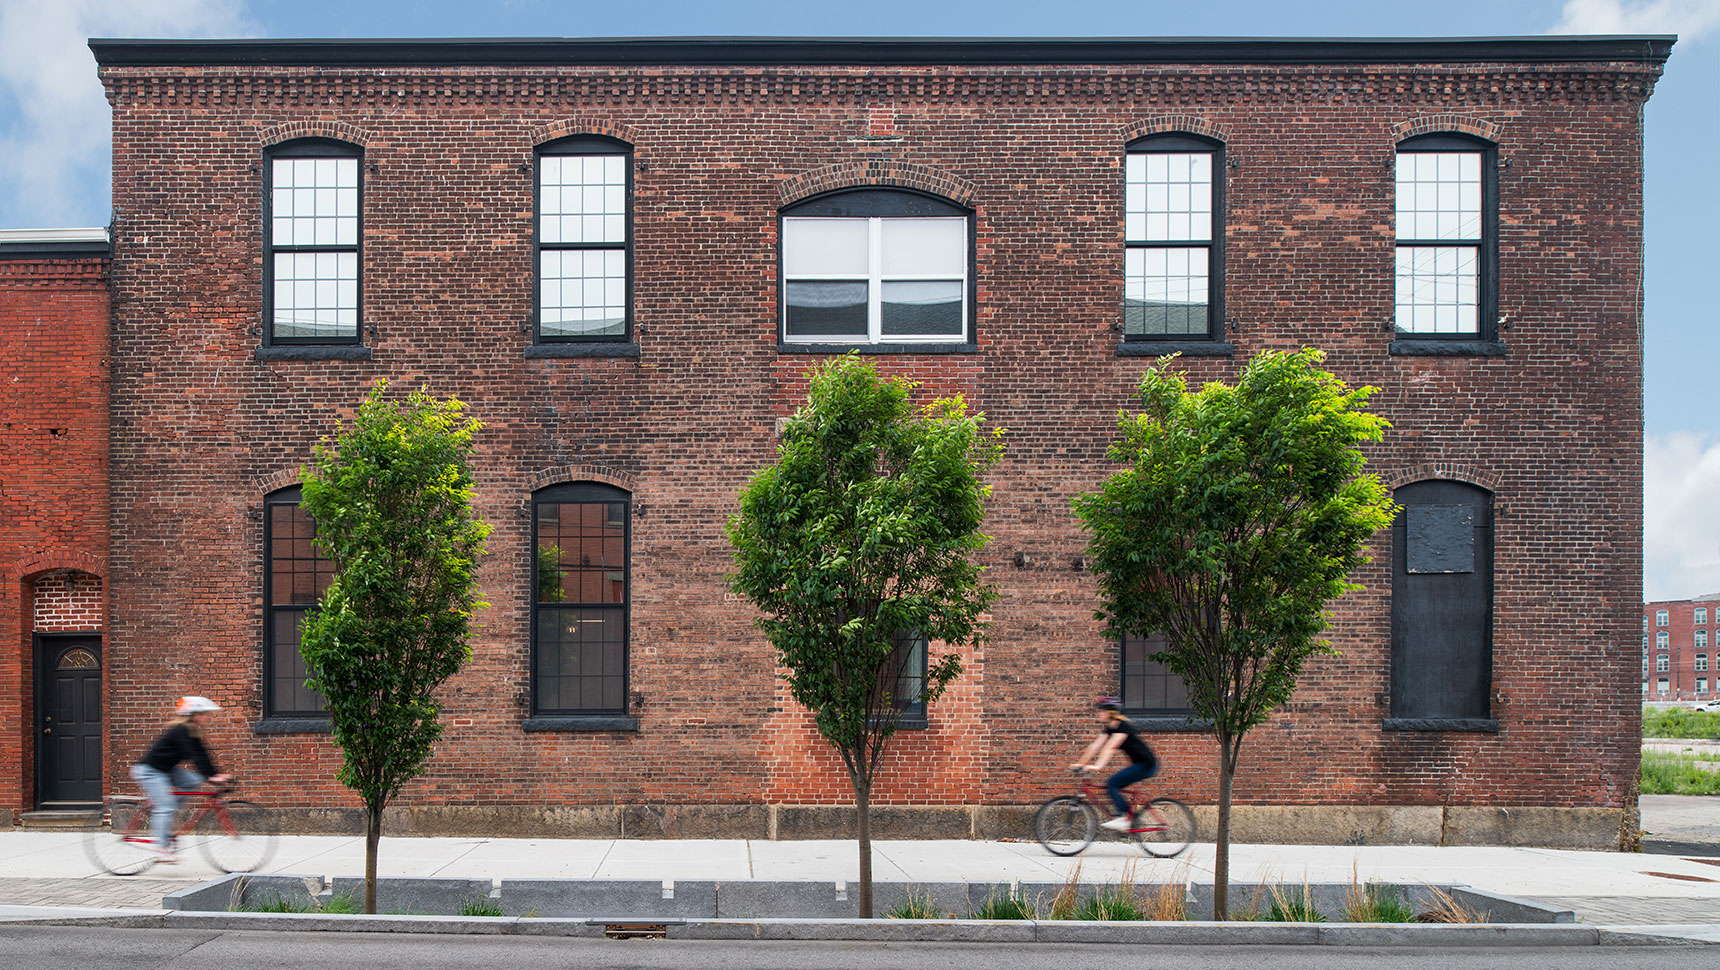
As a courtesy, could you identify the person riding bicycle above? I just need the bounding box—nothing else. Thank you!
[1070,697,1159,831]
[130,696,230,861]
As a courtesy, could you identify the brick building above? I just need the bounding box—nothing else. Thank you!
[0,229,111,816]
[65,35,1671,847]
[1643,595,1719,702]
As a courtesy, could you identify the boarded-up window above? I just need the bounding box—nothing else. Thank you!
[1391,480,1492,719]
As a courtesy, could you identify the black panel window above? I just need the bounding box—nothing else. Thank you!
[781,188,972,345]
[265,140,361,344]
[1121,633,1193,715]
[885,632,928,722]
[536,136,631,342]
[533,483,630,714]
[1394,134,1497,339]
[1390,480,1494,721]
[1124,134,1224,340]
[264,487,333,716]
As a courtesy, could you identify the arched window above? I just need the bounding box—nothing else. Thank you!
[264,138,362,345]
[535,135,632,343]
[1124,133,1224,341]
[780,188,973,347]
[1394,133,1497,340]
[263,486,333,717]
[532,482,631,715]
[1389,480,1495,727]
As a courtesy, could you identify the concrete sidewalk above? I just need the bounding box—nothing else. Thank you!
[0,832,1716,926]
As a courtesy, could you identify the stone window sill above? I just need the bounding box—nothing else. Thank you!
[522,715,640,732]
[1389,340,1507,357]
[778,342,978,355]
[1117,341,1234,357]
[253,717,331,735]
[1123,715,1214,731]
[1383,717,1501,733]
[525,343,640,358]
[255,346,371,361]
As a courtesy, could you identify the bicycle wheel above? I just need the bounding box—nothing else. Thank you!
[85,798,158,876]
[1133,797,1196,858]
[194,800,278,873]
[1034,796,1098,856]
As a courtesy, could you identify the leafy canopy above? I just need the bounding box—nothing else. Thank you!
[1073,348,1396,738]
[726,355,1004,760]
[298,381,491,806]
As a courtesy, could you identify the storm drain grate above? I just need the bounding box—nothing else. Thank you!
[595,922,670,939]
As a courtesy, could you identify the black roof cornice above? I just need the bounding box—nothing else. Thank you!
[88,36,1676,69]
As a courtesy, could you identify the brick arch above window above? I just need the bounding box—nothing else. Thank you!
[523,463,640,496]
[9,552,106,586]
[529,118,642,148]
[259,120,373,148]
[1120,115,1229,146]
[777,161,979,209]
[1384,464,1503,494]
[1390,115,1503,145]
[253,467,309,497]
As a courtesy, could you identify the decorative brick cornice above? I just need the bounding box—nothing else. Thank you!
[1392,114,1504,144]
[523,463,640,494]
[7,552,106,584]
[259,120,372,148]
[1385,463,1504,493]
[0,258,109,288]
[1121,114,1229,144]
[529,117,641,146]
[778,160,979,208]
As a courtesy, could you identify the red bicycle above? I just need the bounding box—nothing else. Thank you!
[1034,769,1195,858]
[85,782,276,875]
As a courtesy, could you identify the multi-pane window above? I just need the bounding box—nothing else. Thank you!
[1658,630,1670,650]
[1699,631,1709,651]
[1125,134,1223,340]
[1657,610,1669,626]
[1122,632,1193,715]
[1698,653,1709,673]
[1658,678,1670,694]
[1394,134,1495,338]
[886,632,929,721]
[264,487,333,716]
[1658,654,1670,673]
[265,140,361,343]
[533,483,630,714]
[1698,678,1709,695]
[536,136,631,342]
[781,188,971,345]
[1696,608,1708,625]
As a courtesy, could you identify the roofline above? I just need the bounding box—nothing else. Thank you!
[0,227,110,260]
[88,36,1676,69]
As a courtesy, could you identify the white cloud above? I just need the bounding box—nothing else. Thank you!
[1549,0,1720,39]
[1645,432,1720,601]
[0,0,254,228]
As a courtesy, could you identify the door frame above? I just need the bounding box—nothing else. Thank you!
[32,631,103,809]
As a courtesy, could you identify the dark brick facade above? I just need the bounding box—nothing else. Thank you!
[83,37,1667,845]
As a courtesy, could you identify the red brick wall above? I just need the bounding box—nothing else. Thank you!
[0,255,110,813]
[95,55,1657,819]
[1644,599,1717,701]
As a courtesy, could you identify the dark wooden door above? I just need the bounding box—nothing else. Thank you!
[36,635,103,806]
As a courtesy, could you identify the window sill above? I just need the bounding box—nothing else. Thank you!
[1389,340,1507,357]
[778,342,977,355]
[255,346,372,361]
[1382,717,1500,733]
[253,717,331,735]
[1117,341,1234,357]
[1123,715,1214,732]
[522,715,639,732]
[525,343,640,359]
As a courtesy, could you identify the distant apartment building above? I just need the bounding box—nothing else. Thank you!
[1643,595,1719,701]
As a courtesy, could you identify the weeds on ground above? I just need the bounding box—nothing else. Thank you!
[1642,709,1720,740]
[238,893,313,913]
[1142,862,1190,922]
[1223,879,1273,921]
[318,892,361,915]
[1265,877,1326,923]
[971,884,1037,920]
[1341,866,1414,923]
[1046,860,1083,920]
[884,886,949,920]
[456,897,506,918]
[1640,752,1720,795]
[1414,885,1487,923]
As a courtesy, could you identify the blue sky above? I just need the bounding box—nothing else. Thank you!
[0,0,1715,598]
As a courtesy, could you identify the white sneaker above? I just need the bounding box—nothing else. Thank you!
[1100,815,1133,831]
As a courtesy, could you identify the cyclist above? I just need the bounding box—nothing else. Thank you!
[1070,697,1159,831]
[130,696,230,861]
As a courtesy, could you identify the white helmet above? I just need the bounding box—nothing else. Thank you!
[176,695,220,716]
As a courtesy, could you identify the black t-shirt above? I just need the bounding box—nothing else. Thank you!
[138,723,218,777]
[1106,718,1156,767]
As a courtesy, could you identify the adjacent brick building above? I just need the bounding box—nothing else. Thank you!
[0,229,111,818]
[68,36,1672,847]
[1643,595,1719,702]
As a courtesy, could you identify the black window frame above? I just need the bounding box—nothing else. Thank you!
[1122,132,1226,344]
[533,135,634,345]
[1119,632,1198,718]
[1392,132,1499,343]
[778,187,977,351]
[262,486,330,720]
[262,138,364,347]
[530,481,632,717]
[884,630,929,727]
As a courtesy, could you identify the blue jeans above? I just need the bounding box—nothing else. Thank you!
[1105,761,1158,818]
[130,763,203,850]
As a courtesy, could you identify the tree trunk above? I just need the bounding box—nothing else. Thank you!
[1213,734,1234,921]
[364,801,382,915]
[856,780,873,918]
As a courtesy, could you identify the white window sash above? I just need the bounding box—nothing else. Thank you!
[783,216,967,344]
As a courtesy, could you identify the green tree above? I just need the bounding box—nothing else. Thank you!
[299,381,490,915]
[727,356,1003,917]
[1072,349,1395,920]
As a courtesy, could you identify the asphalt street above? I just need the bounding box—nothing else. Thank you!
[0,927,1707,970]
